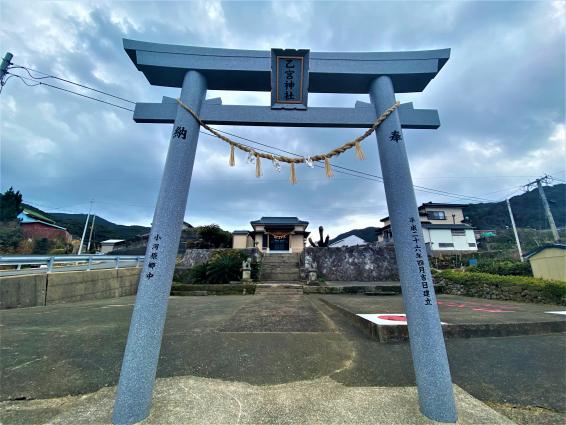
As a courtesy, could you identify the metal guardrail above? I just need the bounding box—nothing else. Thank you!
[0,255,144,273]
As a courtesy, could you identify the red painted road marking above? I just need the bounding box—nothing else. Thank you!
[472,308,515,313]
[437,300,517,313]
[376,315,407,322]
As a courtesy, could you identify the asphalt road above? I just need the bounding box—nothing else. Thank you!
[1,294,564,416]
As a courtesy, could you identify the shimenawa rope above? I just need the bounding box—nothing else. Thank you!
[176,98,400,184]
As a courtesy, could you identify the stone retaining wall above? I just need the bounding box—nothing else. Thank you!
[303,244,398,282]
[180,248,258,268]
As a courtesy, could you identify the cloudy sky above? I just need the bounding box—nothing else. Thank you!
[1,1,564,237]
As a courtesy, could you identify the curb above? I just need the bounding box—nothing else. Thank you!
[319,297,566,343]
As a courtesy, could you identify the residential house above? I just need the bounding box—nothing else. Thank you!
[17,208,72,242]
[99,239,126,254]
[376,202,477,256]
[329,235,368,248]
[232,217,310,253]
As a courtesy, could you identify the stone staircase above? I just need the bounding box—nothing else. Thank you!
[257,253,303,295]
[255,283,303,295]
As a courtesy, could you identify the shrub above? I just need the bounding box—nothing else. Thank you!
[436,269,566,305]
[33,238,53,255]
[207,255,241,284]
[188,262,209,284]
[210,249,248,263]
[173,268,193,284]
[469,260,532,276]
[182,250,258,284]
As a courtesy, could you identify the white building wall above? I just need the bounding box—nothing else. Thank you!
[465,229,477,250]
[428,229,477,252]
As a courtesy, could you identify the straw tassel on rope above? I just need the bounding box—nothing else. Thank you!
[290,163,297,184]
[255,154,262,177]
[229,143,235,166]
[324,157,333,178]
[354,141,366,160]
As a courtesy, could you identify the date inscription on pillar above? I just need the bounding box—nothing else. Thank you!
[271,48,309,110]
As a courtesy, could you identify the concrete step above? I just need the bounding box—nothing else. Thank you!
[263,261,299,267]
[256,283,303,288]
[262,265,300,271]
[255,286,304,295]
[262,256,299,263]
[261,275,301,281]
[261,268,300,274]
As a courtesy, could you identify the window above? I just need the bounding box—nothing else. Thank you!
[427,210,446,220]
[438,242,454,248]
[468,243,476,247]
[451,229,465,236]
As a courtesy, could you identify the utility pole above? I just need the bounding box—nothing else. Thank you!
[86,213,96,253]
[78,200,93,255]
[526,176,560,243]
[506,198,523,262]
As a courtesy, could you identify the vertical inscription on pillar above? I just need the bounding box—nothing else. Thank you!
[145,234,161,280]
[409,217,432,305]
[271,48,309,110]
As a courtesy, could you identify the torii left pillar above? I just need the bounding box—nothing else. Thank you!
[113,70,206,425]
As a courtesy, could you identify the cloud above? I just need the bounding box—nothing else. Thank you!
[0,0,564,240]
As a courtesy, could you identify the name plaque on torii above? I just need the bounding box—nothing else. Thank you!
[113,39,456,425]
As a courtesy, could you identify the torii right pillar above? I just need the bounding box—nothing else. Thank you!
[370,75,457,423]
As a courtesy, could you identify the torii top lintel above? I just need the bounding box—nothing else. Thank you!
[123,39,450,94]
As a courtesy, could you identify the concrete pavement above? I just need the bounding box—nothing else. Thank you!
[1,294,565,424]
[2,377,515,425]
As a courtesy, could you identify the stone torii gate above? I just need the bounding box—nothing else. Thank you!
[113,39,457,424]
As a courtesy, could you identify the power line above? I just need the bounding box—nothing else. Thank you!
[203,129,495,203]
[6,62,504,203]
[9,63,136,104]
[7,72,135,112]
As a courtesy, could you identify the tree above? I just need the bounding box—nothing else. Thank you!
[0,221,22,253]
[0,187,23,221]
[197,224,232,248]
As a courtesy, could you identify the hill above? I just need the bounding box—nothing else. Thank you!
[329,226,378,245]
[464,183,565,229]
[22,203,150,242]
[330,183,565,244]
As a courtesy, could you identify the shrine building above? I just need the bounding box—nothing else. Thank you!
[232,217,310,253]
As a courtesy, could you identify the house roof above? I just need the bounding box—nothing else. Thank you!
[419,202,469,209]
[422,223,473,230]
[329,234,368,247]
[232,230,250,234]
[21,208,56,224]
[18,212,67,231]
[251,217,309,227]
[378,223,473,233]
[524,243,566,259]
[380,212,427,223]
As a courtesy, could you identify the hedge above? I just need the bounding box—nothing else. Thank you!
[171,283,256,295]
[468,260,532,276]
[434,269,566,305]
